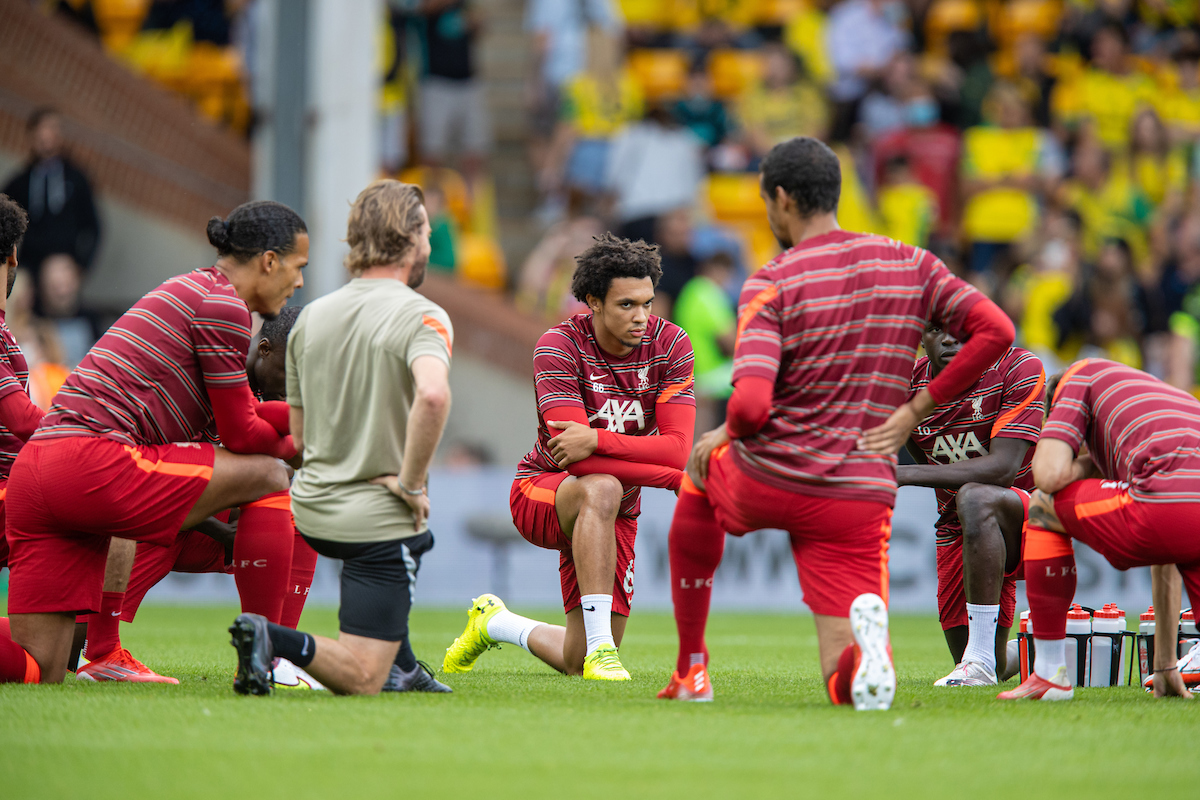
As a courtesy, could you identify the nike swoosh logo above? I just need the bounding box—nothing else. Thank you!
[300,639,310,657]
[584,605,596,612]
[589,373,605,381]
[111,611,122,616]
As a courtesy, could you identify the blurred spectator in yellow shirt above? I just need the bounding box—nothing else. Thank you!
[878,155,938,248]
[1126,108,1187,212]
[960,83,1059,277]
[1053,21,1155,151]
[738,43,829,160]
[1052,238,1148,368]
[1005,208,1084,370]
[783,0,834,87]
[1058,136,1152,267]
[1157,37,1200,147]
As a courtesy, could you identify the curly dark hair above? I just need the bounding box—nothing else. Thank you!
[207,201,307,262]
[258,304,303,350]
[760,136,841,218]
[0,194,29,262]
[571,232,662,303]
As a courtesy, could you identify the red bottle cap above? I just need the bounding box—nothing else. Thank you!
[1141,606,1155,621]
[1068,605,1091,620]
[1184,610,1195,621]
[1094,608,1120,619]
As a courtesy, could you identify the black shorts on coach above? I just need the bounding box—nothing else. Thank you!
[300,531,435,641]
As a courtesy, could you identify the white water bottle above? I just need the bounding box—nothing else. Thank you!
[1181,610,1199,659]
[1090,604,1124,687]
[1138,607,1156,681]
[1065,604,1092,687]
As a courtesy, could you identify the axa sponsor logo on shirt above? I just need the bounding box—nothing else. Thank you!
[589,398,646,433]
[928,431,989,463]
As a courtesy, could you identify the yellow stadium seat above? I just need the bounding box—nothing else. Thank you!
[706,173,763,223]
[399,166,472,231]
[993,0,1062,46]
[93,0,151,52]
[925,0,983,54]
[737,222,782,272]
[458,233,508,290]
[627,49,689,101]
[708,49,765,100]
[755,0,806,25]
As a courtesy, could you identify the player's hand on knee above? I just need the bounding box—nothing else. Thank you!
[1152,668,1194,699]
[547,421,598,467]
[687,426,729,483]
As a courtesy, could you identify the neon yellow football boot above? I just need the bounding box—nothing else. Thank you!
[443,594,505,673]
[582,644,631,681]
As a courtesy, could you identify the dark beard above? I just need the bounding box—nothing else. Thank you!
[5,264,15,299]
[407,256,429,289]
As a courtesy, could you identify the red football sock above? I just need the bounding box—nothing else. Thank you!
[83,591,125,660]
[828,644,859,705]
[233,491,295,624]
[279,530,318,630]
[0,624,39,683]
[0,617,9,638]
[669,483,726,676]
[1023,525,1077,640]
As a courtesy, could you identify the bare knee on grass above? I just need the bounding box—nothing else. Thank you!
[306,632,400,696]
[10,612,76,683]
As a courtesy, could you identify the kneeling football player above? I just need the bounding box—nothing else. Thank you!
[900,322,1044,686]
[443,234,695,681]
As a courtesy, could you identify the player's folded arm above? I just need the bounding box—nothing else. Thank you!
[209,382,296,460]
[925,300,1015,406]
[0,388,45,441]
[595,402,695,469]
[546,404,683,490]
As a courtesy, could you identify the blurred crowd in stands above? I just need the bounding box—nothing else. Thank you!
[29,1,1200,417]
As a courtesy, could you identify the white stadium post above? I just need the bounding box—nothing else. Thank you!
[305,0,381,300]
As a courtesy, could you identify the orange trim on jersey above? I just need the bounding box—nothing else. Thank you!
[680,473,706,496]
[0,487,7,502]
[1052,359,1092,405]
[123,446,214,481]
[658,376,694,404]
[422,315,453,357]
[1074,491,1133,520]
[712,444,730,462]
[735,285,779,344]
[241,491,292,511]
[878,515,892,606]
[991,370,1046,438]
[519,477,557,506]
[24,651,40,684]
[1023,525,1074,560]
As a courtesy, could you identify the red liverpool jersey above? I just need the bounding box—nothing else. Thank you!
[517,313,695,517]
[731,230,987,505]
[34,267,252,447]
[907,346,1045,538]
[0,311,30,478]
[1042,358,1200,503]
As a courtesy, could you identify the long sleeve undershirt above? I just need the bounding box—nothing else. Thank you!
[544,406,684,491]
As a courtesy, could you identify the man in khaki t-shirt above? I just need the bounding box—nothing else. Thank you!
[229,180,455,697]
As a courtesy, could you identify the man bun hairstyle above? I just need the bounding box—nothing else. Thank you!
[258,305,303,350]
[345,179,426,276]
[207,201,307,262]
[571,232,663,303]
[760,136,841,218]
[0,194,29,262]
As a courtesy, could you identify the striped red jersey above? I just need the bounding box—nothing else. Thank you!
[907,347,1045,539]
[517,314,695,517]
[34,267,251,447]
[0,312,31,478]
[1042,358,1200,503]
[731,230,986,505]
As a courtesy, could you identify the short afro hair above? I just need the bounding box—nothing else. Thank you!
[0,194,29,262]
[760,136,841,218]
[258,305,302,350]
[571,232,662,303]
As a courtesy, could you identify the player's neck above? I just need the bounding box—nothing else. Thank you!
[360,259,416,283]
[784,213,839,249]
[590,315,634,358]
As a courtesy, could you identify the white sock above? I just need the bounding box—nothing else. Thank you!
[963,603,999,671]
[1033,637,1066,682]
[485,610,543,652]
[580,594,614,655]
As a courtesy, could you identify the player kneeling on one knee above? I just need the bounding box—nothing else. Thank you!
[230,180,454,696]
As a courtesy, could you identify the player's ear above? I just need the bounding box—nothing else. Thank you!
[260,250,278,274]
[257,337,272,358]
[586,294,603,314]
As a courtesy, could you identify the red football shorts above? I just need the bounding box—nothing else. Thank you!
[693,445,893,618]
[6,437,215,615]
[122,531,230,623]
[935,487,1028,631]
[0,479,9,569]
[510,472,637,616]
[1050,479,1200,607]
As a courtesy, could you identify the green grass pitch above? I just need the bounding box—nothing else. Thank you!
[1,604,1195,799]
